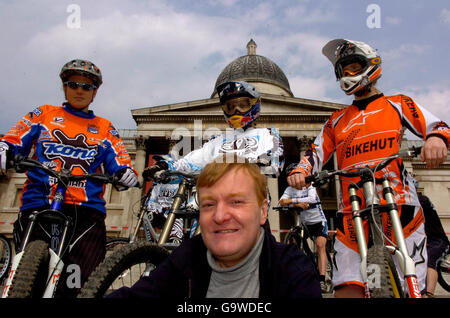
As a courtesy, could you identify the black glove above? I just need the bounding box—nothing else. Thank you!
[142,161,168,181]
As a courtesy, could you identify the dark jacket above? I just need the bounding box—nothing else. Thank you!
[108,228,322,298]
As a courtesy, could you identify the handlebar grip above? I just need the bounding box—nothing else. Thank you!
[305,175,315,184]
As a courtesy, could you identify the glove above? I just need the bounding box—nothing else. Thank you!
[142,161,168,181]
[0,142,10,176]
[116,168,138,189]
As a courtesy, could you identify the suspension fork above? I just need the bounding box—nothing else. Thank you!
[381,178,421,298]
[158,179,188,245]
[348,184,370,297]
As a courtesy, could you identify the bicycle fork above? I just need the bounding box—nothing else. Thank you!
[348,185,371,298]
[349,178,421,298]
[381,179,421,298]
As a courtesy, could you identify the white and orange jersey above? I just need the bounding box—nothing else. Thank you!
[1,104,137,214]
[292,94,449,214]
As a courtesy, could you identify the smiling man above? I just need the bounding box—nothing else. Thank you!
[108,155,321,298]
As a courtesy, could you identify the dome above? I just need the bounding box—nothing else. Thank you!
[213,39,293,97]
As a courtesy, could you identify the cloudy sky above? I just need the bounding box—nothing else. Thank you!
[1,0,449,135]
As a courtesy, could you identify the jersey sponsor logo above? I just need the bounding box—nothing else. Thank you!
[402,96,419,118]
[345,137,396,159]
[220,136,259,156]
[109,124,120,139]
[87,124,99,134]
[38,130,53,142]
[42,129,98,173]
[28,107,42,119]
[342,109,383,133]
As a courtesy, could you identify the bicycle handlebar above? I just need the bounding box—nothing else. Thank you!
[153,169,200,183]
[304,146,422,186]
[13,154,136,187]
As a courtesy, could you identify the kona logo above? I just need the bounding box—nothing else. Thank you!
[42,129,97,173]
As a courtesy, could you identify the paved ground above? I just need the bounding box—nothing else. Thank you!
[322,283,449,298]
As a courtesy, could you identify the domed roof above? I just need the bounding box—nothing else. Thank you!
[213,39,293,97]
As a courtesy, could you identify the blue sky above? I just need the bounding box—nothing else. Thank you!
[1,0,449,134]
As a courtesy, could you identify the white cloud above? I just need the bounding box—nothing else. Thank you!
[440,8,450,24]
[385,16,401,25]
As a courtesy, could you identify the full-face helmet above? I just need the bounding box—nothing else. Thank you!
[216,81,261,129]
[322,39,382,95]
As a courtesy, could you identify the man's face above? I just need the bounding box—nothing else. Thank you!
[63,74,97,112]
[198,167,268,268]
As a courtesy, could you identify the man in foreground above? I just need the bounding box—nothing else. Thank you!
[109,155,321,298]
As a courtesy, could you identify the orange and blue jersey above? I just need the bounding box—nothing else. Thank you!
[1,103,137,214]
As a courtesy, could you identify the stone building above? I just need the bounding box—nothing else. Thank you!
[1,40,449,242]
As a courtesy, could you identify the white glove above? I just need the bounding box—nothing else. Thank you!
[0,142,9,175]
[118,168,138,188]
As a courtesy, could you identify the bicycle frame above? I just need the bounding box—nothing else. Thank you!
[305,146,424,298]
[3,183,72,298]
[2,156,122,298]
[129,171,201,249]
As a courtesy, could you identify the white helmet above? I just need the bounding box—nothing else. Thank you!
[322,39,382,95]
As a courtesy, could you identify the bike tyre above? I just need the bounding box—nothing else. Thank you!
[7,240,49,298]
[105,237,130,258]
[437,256,450,293]
[79,241,169,298]
[366,245,404,298]
[0,234,12,282]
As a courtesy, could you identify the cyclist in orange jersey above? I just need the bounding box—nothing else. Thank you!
[0,59,138,297]
[287,39,449,298]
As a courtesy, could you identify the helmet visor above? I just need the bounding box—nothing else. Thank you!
[221,97,253,115]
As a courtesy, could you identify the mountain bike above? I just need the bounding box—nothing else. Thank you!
[79,169,200,298]
[304,146,424,298]
[1,155,133,298]
[437,249,450,292]
[0,234,12,284]
[273,206,334,293]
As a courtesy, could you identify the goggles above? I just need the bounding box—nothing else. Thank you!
[221,97,253,115]
[64,81,97,91]
[342,67,362,77]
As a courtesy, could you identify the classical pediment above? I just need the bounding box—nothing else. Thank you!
[131,93,345,122]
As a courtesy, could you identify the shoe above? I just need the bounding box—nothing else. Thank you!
[320,280,328,293]
[168,237,182,246]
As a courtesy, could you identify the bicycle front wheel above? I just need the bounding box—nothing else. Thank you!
[366,245,404,298]
[79,241,169,298]
[437,254,450,292]
[105,237,130,258]
[0,234,12,282]
[7,240,49,298]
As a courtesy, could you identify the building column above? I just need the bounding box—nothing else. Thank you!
[297,135,313,158]
[122,135,148,237]
[267,178,280,241]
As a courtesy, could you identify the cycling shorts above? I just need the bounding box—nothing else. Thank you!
[305,221,328,239]
[427,239,449,270]
[332,205,428,293]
